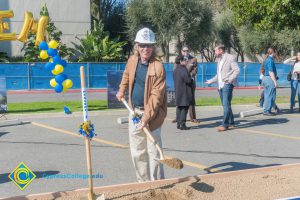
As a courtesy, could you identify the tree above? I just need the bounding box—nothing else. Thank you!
[21,4,74,62]
[238,25,300,62]
[227,0,300,31]
[0,52,9,63]
[214,9,244,61]
[126,0,214,62]
[72,20,127,62]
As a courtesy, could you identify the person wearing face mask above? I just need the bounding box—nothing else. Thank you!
[260,47,278,116]
[116,28,167,182]
[283,52,300,113]
[205,44,240,132]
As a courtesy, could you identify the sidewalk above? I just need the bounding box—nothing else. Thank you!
[6,88,290,103]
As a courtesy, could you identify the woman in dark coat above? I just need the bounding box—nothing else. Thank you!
[173,56,194,130]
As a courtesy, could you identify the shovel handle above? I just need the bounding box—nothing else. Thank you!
[120,98,165,159]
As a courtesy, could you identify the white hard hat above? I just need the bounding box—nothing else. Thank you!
[134,28,156,44]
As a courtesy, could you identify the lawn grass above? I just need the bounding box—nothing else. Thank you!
[196,96,290,106]
[7,96,290,114]
[7,100,107,114]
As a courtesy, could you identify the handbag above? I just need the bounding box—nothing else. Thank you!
[287,71,292,81]
[287,61,296,81]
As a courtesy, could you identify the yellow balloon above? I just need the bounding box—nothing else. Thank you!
[62,87,68,93]
[50,78,57,87]
[54,64,64,74]
[51,70,58,75]
[17,12,34,42]
[40,50,48,59]
[48,40,58,49]
[35,16,48,46]
[62,79,73,89]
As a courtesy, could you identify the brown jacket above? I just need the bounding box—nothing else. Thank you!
[119,55,167,131]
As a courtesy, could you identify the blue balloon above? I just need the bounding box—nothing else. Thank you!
[39,41,48,50]
[61,73,68,80]
[44,62,55,71]
[47,48,58,57]
[55,74,67,84]
[53,56,61,64]
[59,59,67,67]
[54,84,63,93]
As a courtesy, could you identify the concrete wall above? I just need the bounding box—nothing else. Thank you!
[0,0,91,57]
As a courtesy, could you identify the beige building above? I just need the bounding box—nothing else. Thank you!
[0,0,91,57]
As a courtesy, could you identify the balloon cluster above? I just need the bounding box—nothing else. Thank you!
[39,40,73,93]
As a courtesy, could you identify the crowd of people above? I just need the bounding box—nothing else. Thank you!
[116,27,300,183]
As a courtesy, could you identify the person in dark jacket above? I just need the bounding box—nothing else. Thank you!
[173,55,194,130]
[182,46,198,123]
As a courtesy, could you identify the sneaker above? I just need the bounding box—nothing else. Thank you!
[263,112,275,116]
[228,125,237,130]
[190,119,200,123]
[217,126,228,132]
[180,124,190,130]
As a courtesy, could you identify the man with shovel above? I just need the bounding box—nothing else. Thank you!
[116,28,167,182]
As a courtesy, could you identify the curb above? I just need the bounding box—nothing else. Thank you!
[2,163,300,200]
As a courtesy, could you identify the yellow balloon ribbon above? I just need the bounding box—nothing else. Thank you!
[17,12,34,42]
[35,16,48,46]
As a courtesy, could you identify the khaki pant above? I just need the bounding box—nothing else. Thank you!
[128,109,165,182]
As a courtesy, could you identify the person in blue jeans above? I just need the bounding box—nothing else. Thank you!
[261,47,278,116]
[205,44,240,132]
[257,74,280,113]
[283,52,300,113]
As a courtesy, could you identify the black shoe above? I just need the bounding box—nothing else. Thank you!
[290,108,294,113]
[263,111,275,116]
[180,124,190,130]
[177,123,181,129]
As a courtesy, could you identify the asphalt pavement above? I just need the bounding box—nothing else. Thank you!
[0,102,300,198]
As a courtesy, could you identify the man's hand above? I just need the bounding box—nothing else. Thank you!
[136,120,145,131]
[274,81,278,88]
[116,91,124,101]
[258,85,262,90]
[205,80,212,84]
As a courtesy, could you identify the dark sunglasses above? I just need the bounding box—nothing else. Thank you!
[138,44,154,48]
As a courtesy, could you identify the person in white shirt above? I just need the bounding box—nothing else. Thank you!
[283,52,300,113]
[205,44,240,132]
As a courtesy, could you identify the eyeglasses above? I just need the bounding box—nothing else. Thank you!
[138,44,154,48]
[182,50,189,52]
